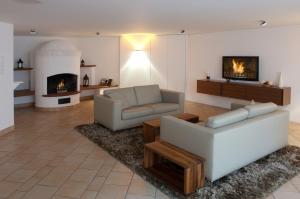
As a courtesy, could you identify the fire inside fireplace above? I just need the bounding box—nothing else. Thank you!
[57,79,67,93]
[47,73,77,94]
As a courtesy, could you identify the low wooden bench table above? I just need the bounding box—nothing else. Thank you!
[143,113,199,142]
[144,141,205,195]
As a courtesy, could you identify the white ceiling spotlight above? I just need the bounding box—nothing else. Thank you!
[258,20,268,27]
[30,29,37,35]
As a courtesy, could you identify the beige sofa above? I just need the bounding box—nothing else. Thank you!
[160,103,289,182]
[94,85,184,131]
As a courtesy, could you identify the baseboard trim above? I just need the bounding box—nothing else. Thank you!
[35,104,79,112]
[14,103,35,109]
[80,96,94,101]
[0,125,15,136]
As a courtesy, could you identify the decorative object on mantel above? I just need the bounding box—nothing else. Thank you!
[80,59,85,66]
[83,74,89,87]
[17,58,24,69]
[206,72,210,80]
[262,81,273,86]
[100,78,113,86]
[76,123,300,199]
[278,72,283,88]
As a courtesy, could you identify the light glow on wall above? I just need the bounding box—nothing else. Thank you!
[120,34,155,87]
[123,33,155,50]
[121,50,151,72]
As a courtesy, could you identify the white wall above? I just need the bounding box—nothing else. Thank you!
[186,25,300,122]
[0,22,14,131]
[14,36,119,104]
[151,35,186,92]
[120,35,186,92]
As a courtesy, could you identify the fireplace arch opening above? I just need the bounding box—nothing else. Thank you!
[47,73,78,94]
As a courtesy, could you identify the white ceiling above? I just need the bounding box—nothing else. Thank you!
[1,0,300,36]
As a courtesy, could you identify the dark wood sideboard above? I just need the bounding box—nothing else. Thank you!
[197,80,291,106]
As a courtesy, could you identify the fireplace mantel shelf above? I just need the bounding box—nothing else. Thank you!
[14,89,35,97]
[80,65,96,68]
[14,67,33,71]
[42,91,80,97]
[80,84,118,91]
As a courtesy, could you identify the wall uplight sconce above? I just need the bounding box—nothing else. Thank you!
[123,33,155,50]
[121,34,154,72]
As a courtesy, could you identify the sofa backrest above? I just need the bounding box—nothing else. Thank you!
[206,108,249,128]
[134,85,162,105]
[103,87,138,109]
[244,102,278,118]
[103,84,163,108]
[206,102,279,128]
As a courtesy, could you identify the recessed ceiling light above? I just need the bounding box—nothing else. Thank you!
[30,29,37,35]
[258,20,268,27]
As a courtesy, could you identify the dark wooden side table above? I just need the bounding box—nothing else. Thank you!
[143,113,199,142]
[144,141,205,195]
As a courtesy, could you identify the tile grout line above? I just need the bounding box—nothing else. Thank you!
[93,160,117,198]
[124,171,134,199]
[41,151,89,198]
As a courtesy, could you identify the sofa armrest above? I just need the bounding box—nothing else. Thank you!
[94,95,122,130]
[160,89,184,112]
[160,116,214,173]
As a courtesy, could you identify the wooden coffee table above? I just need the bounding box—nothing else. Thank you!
[143,113,199,142]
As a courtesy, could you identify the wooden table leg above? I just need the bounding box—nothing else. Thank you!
[196,162,205,188]
[144,147,154,168]
[143,124,158,142]
[184,167,194,195]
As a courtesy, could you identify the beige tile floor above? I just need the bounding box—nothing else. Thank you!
[0,100,298,199]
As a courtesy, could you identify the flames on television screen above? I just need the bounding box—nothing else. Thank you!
[223,57,258,81]
[232,59,245,76]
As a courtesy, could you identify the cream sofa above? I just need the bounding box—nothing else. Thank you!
[94,85,184,131]
[160,103,289,182]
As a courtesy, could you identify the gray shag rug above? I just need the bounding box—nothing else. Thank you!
[75,123,300,199]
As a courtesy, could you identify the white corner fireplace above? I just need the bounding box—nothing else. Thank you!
[34,40,81,110]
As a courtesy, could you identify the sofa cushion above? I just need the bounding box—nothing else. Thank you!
[206,108,249,128]
[244,102,278,118]
[134,85,162,105]
[104,87,138,109]
[147,103,179,114]
[122,106,154,120]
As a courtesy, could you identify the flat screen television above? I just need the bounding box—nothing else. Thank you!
[222,56,259,81]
